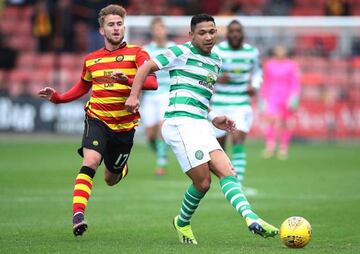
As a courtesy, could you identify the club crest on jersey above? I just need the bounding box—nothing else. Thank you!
[116,55,124,62]
[195,150,204,160]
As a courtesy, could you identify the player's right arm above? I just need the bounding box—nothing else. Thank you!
[125,60,159,113]
[38,79,92,103]
[125,45,184,113]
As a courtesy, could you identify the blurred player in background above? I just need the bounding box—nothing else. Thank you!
[142,17,175,176]
[38,5,157,236]
[260,45,301,160]
[212,20,262,186]
[125,14,278,245]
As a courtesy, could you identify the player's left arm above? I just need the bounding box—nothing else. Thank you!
[248,49,263,96]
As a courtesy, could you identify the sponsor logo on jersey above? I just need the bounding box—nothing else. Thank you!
[198,73,216,91]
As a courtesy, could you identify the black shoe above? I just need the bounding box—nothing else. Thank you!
[73,212,88,236]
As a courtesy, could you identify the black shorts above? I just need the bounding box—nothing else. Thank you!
[78,116,135,173]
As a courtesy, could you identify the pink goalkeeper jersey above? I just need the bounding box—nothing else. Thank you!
[261,59,300,105]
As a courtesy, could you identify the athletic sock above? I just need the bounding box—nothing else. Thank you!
[72,166,96,215]
[156,138,168,168]
[149,139,157,153]
[220,175,259,220]
[279,128,291,151]
[177,184,206,227]
[231,144,246,184]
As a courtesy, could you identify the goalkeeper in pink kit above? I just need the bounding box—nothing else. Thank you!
[260,45,301,159]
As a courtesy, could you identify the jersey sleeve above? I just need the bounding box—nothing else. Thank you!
[81,58,92,82]
[251,49,263,90]
[152,45,185,71]
[135,48,151,67]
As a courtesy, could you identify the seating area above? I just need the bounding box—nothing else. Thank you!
[0,3,359,104]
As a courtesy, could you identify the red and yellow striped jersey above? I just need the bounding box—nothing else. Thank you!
[81,42,150,132]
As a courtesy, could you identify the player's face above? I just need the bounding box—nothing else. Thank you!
[227,23,244,49]
[100,14,125,46]
[190,21,217,54]
[273,46,287,58]
[152,21,166,41]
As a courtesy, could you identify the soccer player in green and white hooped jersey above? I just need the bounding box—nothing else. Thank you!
[125,14,278,244]
[212,20,262,186]
[142,17,175,176]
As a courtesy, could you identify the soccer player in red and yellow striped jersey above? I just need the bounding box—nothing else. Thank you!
[38,4,158,236]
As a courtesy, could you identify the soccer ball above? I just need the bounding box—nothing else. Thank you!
[279,216,312,248]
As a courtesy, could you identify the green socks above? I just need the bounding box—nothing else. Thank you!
[177,184,206,227]
[232,144,246,184]
[156,139,168,168]
[220,175,258,220]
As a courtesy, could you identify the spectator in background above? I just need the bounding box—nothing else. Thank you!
[53,0,75,52]
[0,33,18,95]
[0,33,17,70]
[351,37,360,56]
[260,45,301,160]
[184,0,202,15]
[31,0,53,52]
[325,0,350,16]
[263,0,293,16]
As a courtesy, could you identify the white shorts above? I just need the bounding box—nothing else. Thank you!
[212,105,253,138]
[161,117,222,173]
[140,93,169,128]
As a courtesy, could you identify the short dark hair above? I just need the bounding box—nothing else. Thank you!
[227,19,242,30]
[190,13,215,32]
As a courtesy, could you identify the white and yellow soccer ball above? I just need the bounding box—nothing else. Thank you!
[280,216,312,248]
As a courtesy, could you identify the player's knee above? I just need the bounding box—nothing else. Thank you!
[194,178,211,193]
[83,158,101,170]
[104,177,117,186]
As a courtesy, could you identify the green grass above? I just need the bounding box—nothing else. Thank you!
[0,137,359,253]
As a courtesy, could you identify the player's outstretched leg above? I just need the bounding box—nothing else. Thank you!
[72,166,95,236]
[220,175,278,238]
[173,184,206,244]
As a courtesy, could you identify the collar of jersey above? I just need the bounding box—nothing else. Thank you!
[103,41,127,52]
[188,42,211,57]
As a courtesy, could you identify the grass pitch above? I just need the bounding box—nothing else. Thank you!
[0,136,359,253]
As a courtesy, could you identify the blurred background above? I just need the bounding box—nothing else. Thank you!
[0,0,360,141]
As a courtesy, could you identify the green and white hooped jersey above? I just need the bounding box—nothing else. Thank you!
[144,41,176,96]
[211,41,262,107]
[152,42,222,120]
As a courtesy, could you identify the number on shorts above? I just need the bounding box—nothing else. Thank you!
[114,153,129,169]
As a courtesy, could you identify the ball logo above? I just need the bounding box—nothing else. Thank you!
[116,55,124,62]
[195,150,204,160]
[92,140,99,146]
